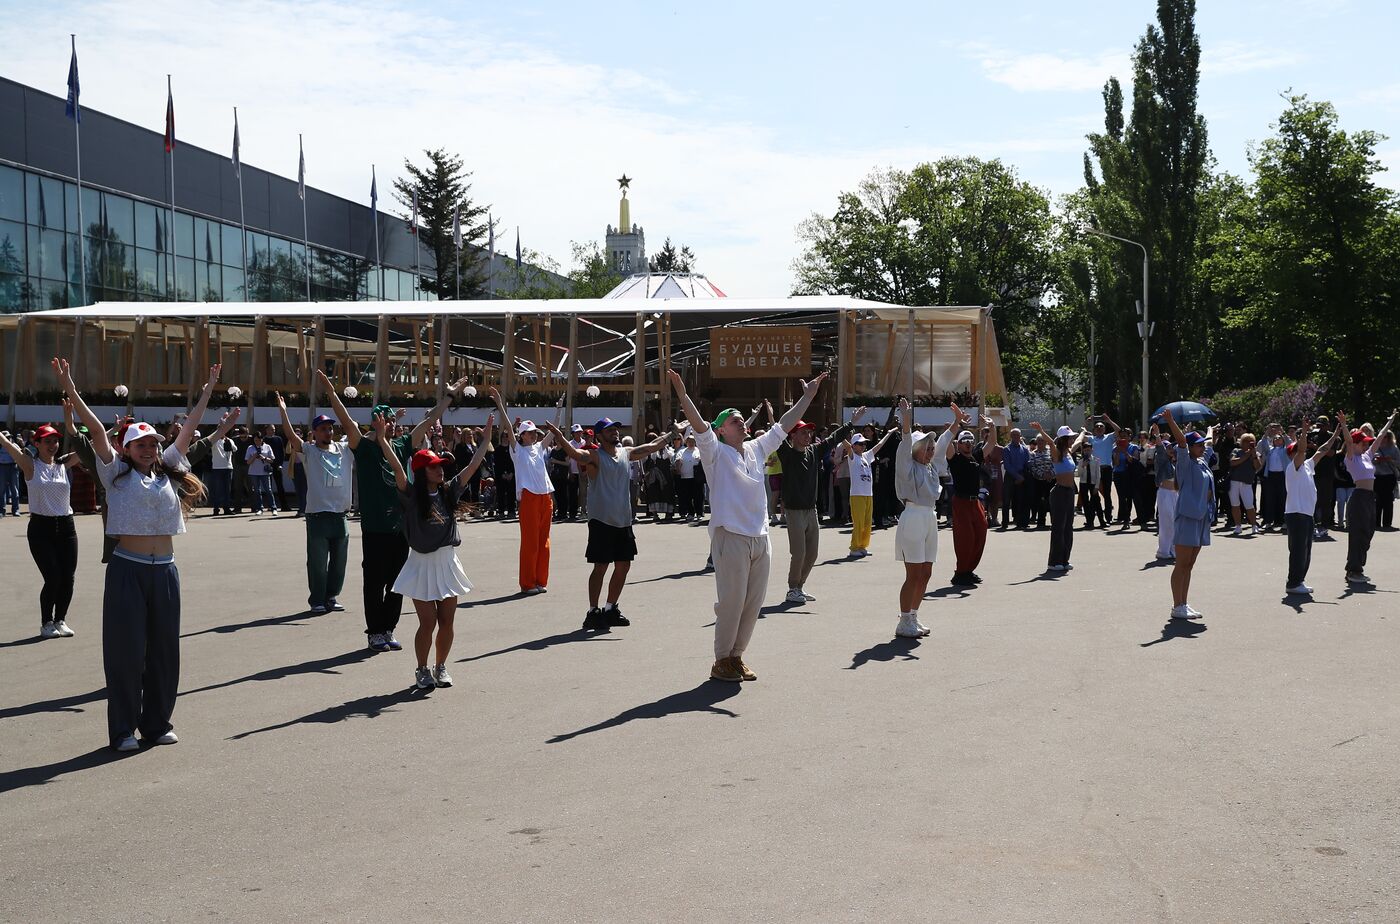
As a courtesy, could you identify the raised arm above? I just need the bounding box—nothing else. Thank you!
[317,370,361,450]
[744,404,762,429]
[945,402,972,461]
[1101,411,1123,437]
[982,421,998,456]
[777,373,828,434]
[457,415,495,483]
[488,386,517,447]
[176,364,222,456]
[52,357,113,464]
[871,426,897,456]
[1030,422,1058,462]
[629,429,673,460]
[1161,408,1186,446]
[1373,408,1399,452]
[275,391,305,454]
[372,413,408,492]
[412,376,471,445]
[898,397,912,436]
[543,421,590,463]
[0,429,34,480]
[667,368,709,434]
[211,407,242,444]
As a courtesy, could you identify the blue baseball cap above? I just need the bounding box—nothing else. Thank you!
[1184,431,1206,445]
[311,415,335,430]
[594,418,622,430]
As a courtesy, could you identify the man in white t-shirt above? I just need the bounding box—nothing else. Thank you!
[1283,420,1338,595]
[277,395,354,614]
[668,368,828,684]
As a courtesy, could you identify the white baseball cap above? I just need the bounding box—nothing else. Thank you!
[570,423,584,433]
[516,420,539,437]
[851,434,867,445]
[121,421,165,448]
[1056,425,1075,438]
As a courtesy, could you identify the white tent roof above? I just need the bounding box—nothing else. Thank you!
[604,272,729,299]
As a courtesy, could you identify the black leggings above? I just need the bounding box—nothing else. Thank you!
[1048,485,1076,567]
[28,514,78,625]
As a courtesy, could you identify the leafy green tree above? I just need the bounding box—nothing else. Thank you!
[393,149,491,299]
[794,158,1064,401]
[502,241,622,300]
[649,237,696,273]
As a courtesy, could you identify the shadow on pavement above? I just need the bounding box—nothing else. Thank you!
[0,687,105,721]
[1140,620,1208,647]
[457,628,618,663]
[1140,558,1175,570]
[925,586,970,600]
[847,638,921,670]
[628,566,713,585]
[461,591,536,608]
[180,648,375,697]
[0,634,45,649]
[228,686,429,740]
[182,610,314,638]
[546,681,741,744]
[0,746,132,796]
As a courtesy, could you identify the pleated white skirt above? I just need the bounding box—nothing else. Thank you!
[391,545,473,602]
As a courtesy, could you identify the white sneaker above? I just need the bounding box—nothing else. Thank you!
[785,588,807,604]
[41,622,60,638]
[1347,572,1374,586]
[153,731,178,745]
[1170,604,1192,621]
[913,615,931,637]
[415,667,435,690]
[433,664,453,688]
[115,734,139,752]
[895,613,921,638]
[800,589,817,602]
[54,621,75,637]
[1233,525,1242,536]
[1286,584,1313,595]
[1185,605,1205,619]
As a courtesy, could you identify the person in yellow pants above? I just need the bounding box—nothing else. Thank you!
[847,429,894,558]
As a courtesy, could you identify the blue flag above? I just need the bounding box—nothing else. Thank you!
[65,37,80,122]
[370,167,378,209]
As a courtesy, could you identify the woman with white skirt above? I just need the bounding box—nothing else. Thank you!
[373,412,495,690]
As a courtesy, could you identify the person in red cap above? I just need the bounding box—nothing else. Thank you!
[0,421,84,638]
[1338,408,1398,586]
[772,407,861,605]
[372,413,494,689]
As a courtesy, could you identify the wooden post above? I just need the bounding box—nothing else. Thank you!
[660,312,672,426]
[196,317,209,383]
[250,315,267,427]
[565,313,579,428]
[977,309,988,423]
[128,316,147,414]
[631,312,645,433]
[5,317,24,430]
[437,315,451,402]
[71,318,85,390]
[375,314,390,405]
[970,315,982,419]
[308,315,325,429]
[836,309,849,423]
[502,312,516,399]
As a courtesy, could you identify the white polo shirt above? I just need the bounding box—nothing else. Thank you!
[695,423,787,538]
[1284,457,1317,516]
[511,440,554,496]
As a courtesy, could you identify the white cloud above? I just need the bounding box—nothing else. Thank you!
[2,1,1089,296]
[962,43,1129,93]
[1203,41,1303,76]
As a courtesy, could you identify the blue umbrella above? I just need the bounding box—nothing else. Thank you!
[1152,401,1216,424]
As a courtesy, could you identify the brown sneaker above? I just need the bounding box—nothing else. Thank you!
[710,658,742,682]
[733,657,757,681]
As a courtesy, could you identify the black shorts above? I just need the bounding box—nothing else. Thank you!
[585,520,637,563]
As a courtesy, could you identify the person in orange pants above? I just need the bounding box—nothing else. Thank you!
[490,387,560,595]
[943,404,989,587]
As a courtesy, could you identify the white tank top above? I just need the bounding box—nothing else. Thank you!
[27,458,73,517]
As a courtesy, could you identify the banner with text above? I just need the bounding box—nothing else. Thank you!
[709,327,812,379]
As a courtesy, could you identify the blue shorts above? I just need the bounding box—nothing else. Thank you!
[1174,514,1211,549]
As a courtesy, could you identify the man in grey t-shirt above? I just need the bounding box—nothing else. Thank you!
[547,418,672,632]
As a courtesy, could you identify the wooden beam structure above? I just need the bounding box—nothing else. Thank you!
[502,312,516,399]
[249,315,267,425]
[565,313,579,428]
[375,315,390,404]
[631,312,644,434]
[308,315,325,429]
[127,316,147,414]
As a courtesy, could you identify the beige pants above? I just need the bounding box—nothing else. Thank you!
[711,527,771,661]
[785,508,820,588]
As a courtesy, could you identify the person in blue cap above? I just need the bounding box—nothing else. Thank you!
[546,417,674,631]
[276,393,354,615]
[1160,408,1213,621]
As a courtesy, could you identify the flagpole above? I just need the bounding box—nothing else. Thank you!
[372,165,383,301]
[487,212,494,300]
[234,107,247,301]
[166,75,176,301]
[300,134,310,302]
[69,35,87,308]
[452,205,461,302]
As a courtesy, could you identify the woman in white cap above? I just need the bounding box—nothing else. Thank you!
[373,412,494,690]
[489,387,561,594]
[893,397,953,638]
[1029,422,1086,572]
[53,356,220,752]
[845,422,894,559]
[1337,408,1398,586]
[0,419,83,638]
[944,404,988,587]
[1159,408,1213,621]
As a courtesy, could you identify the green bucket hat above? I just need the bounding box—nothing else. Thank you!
[370,403,397,421]
[711,407,742,430]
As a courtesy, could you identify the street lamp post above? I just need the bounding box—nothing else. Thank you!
[1086,227,1150,429]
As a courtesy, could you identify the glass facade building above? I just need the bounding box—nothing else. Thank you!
[1,76,436,313]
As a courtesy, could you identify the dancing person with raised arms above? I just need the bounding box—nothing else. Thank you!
[892,397,953,638]
[1337,407,1398,587]
[276,389,354,617]
[777,405,861,600]
[55,357,220,752]
[1282,416,1340,595]
[1160,407,1213,622]
[373,411,494,689]
[668,367,827,683]
[545,417,674,631]
[944,403,988,587]
[1029,422,1086,573]
[488,386,563,595]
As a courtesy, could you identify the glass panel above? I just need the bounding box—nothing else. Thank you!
[175,256,194,300]
[38,177,65,230]
[222,266,245,301]
[174,211,194,259]
[65,182,80,232]
[246,231,269,271]
[0,218,23,311]
[136,247,160,295]
[195,218,220,264]
[80,186,102,237]
[135,201,159,250]
[197,261,222,301]
[100,239,133,290]
[289,241,305,278]
[367,265,380,299]
[221,223,243,268]
[103,192,135,246]
[0,165,22,222]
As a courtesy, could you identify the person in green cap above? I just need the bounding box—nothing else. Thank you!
[668,367,828,684]
[319,370,472,651]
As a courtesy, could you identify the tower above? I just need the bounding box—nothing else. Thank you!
[605,174,646,274]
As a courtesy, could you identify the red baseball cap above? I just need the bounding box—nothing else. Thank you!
[792,420,816,432]
[34,425,61,440]
[410,449,448,471]
[1351,429,1374,445]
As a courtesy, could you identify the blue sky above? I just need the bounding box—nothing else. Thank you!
[2,0,1396,295]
